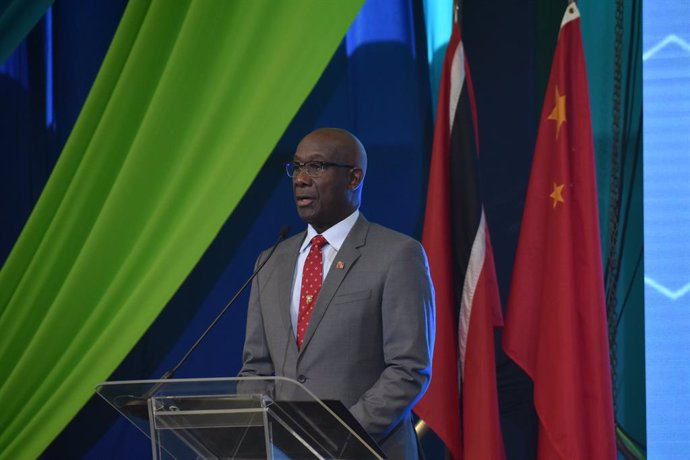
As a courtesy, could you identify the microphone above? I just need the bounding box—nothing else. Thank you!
[118,225,291,412]
[160,224,291,381]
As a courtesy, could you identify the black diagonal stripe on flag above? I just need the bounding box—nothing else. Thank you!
[450,68,481,316]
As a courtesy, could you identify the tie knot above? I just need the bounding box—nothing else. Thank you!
[311,235,328,249]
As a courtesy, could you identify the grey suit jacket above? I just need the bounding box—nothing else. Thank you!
[240,215,435,459]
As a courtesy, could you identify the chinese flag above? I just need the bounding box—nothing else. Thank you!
[502,4,617,459]
[414,22,505,460]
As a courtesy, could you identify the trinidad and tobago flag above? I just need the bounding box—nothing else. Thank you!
[414,21,505,460]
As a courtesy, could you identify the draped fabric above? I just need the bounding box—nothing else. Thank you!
[0,0,53,63]
[0,1,363,459]
[578,0,645,447]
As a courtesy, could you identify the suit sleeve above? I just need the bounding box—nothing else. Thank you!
[349,239,435,440]
[238,253,275,377]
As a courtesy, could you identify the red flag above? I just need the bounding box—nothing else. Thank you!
[502,5,616,459]
[414,22,505,460]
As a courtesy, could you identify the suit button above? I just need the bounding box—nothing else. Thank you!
[297,375,307,383]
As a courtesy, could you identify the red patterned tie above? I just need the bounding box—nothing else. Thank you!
[297,235,328,348]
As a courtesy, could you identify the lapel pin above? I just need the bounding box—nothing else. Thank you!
[336,261,345,269]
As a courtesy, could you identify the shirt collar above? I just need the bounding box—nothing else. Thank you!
[300,210,360,253]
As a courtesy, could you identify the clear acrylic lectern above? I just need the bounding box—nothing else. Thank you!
[96,376,384,459]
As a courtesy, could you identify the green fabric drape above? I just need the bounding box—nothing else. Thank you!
[0,1,364,458]
[0,0,53,63]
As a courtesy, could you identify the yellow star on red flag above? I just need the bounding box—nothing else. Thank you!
[547,85,567,139]
[550,182,565,208]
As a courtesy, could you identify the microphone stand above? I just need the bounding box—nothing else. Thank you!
[117,225,291,414]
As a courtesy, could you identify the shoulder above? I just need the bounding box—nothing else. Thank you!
[359,221,428,265]
[365,221,423,251]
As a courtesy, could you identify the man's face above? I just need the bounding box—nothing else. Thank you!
[292,134,357,233]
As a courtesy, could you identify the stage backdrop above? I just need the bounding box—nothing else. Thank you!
[0,0,643,459]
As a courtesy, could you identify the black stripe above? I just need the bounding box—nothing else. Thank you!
[449,80,482,315]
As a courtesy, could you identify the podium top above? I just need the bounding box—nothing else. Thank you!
[96,376,385,459]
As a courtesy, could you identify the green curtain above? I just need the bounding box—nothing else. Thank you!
[0,0,53,63]
[0,1,364,458]
[536,0,645,453]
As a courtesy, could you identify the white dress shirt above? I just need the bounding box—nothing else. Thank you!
[290,210,360,336]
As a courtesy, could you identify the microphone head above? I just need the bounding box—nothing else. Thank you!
[278,225,291,240]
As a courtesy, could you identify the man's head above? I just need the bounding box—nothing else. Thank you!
[290,128,367,233]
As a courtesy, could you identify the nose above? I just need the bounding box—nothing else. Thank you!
[293,168,312,186]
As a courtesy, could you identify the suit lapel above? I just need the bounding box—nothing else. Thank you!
[274,232,305,347]
[299,216,369,353]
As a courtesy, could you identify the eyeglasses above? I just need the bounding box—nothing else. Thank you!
[284,161,355,178]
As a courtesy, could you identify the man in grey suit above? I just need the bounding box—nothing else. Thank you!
[240,128,435,459]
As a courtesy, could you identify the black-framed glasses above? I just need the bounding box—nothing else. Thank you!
[284,160,355,178]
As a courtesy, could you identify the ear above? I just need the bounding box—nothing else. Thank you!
[348,168,364,190]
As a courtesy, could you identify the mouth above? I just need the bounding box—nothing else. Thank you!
[295,195,315,207]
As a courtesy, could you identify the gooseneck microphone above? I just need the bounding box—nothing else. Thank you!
[159,224,291,381]
[113,225,290,418]
[118,225,291,411]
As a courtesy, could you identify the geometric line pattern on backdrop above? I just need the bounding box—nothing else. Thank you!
[644,277,690,301]
[643,32,689,302]
[643,34,690,60]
